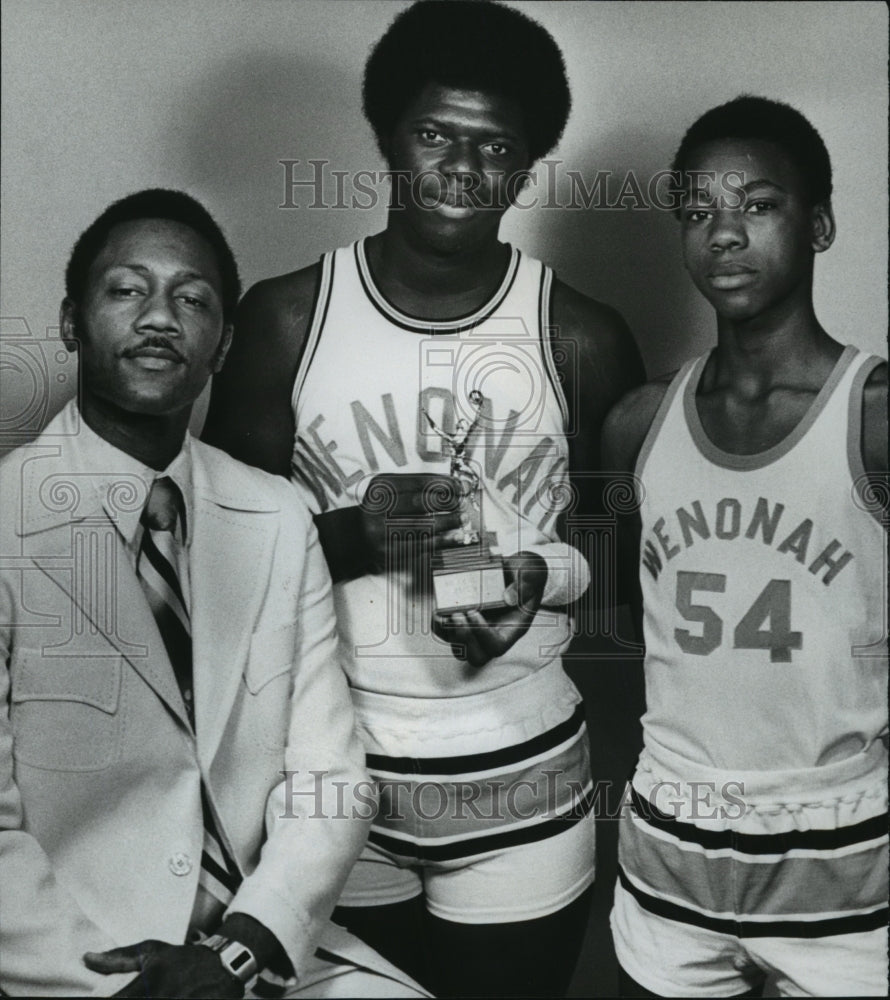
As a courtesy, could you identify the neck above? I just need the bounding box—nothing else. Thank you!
[371,218,510,300]
[713,288,838,387]
[79,392,191,470]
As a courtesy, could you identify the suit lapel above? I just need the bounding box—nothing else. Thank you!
[17,425,192,726]
[29,520,192,728]
[18,427,283,758]
[189,447,279,767]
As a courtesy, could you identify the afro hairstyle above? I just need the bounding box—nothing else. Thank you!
[363,0,571,164]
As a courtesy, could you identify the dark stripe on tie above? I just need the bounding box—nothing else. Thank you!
[617,865,890,938]
[200,785,240,881]
[314,948,352,967]
[149,601,193,701]
[629,785,889,855]
[138,480,243,911]
[366,704,587,775]
[200,784,225,842]
[368,780,596,861]
[140,526,188,610]
[201,849,241,894]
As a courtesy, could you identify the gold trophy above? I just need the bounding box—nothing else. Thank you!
[423,390,506,614]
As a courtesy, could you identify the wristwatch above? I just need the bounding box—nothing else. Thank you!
[200,934,259,983]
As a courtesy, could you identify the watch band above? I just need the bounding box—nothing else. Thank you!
[200,934,259,983]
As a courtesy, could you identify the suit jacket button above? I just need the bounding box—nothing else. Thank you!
[168,852,192,876]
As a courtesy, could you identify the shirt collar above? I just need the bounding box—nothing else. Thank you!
[71,405,195,548]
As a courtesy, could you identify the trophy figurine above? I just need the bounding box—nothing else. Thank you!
[423,389,506,614]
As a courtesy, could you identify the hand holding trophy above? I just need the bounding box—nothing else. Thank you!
[422,390,507,614]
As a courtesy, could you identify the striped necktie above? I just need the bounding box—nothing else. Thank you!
[137,476,241,914]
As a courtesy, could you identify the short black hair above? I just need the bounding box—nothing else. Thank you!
[363,0,571,164]
[65,188,241,320]
[672,95,832,207]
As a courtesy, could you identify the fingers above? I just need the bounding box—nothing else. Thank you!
[366,473,460,515]
[503,552,547,612]
[434,593,542,666]
[362,514,461,576]
[412,476,462,515]
[363,472,463,569]
[435,609,528,667]
[88,942,246,999]
[436,612,489,667]
[84,940,161,973]
[372,515,463,568]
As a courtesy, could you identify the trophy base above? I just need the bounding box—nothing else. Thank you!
[432,546,506,614]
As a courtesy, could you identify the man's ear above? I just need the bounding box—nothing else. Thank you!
[59,298,80,352]
[811,200,835,253]
[211,322,234,373]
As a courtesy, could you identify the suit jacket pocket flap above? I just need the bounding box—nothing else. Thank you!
[244,621,299,694]
[11,648,122,714]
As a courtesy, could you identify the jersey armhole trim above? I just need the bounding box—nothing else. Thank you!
[290,250,335,415]
[847,352,887,528]
[538,266,570,433]
[634,360,698,487]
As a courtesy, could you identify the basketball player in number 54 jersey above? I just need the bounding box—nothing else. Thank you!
[603,97,888,997]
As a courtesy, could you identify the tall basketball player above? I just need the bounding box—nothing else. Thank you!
[603,96,888,997]
[203,2,643,995]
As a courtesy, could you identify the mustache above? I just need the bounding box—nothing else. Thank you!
[121,336,186,363]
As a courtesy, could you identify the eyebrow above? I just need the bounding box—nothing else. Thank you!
[739,178,787,193]
[411,115,523,141]
[113,264,211,282]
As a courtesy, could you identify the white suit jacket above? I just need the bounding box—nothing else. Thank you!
[0,402,378,996]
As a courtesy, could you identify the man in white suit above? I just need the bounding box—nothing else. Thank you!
[0,189,424,997]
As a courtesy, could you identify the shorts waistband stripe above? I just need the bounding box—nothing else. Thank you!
[370,746,590,839]
[621,818,889,916]
[638,738,887,800]
[368,782,595,862]
[369,726,586,782]
[365,703,586,775]
[630,785,889,854]
[618,865,890,939]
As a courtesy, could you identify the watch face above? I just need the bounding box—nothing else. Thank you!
[219,941,259,982]
[201,936,258,982]
[224,944,254,974]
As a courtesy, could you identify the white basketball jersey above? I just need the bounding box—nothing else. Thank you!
[291,239,574,697]
[636,346,888,771]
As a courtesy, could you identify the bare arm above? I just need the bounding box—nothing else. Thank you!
[861,361,888,478]
[551,279,645,609]
[600,378,672,639]
[202,264,321,477]
[551,278,646,489]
